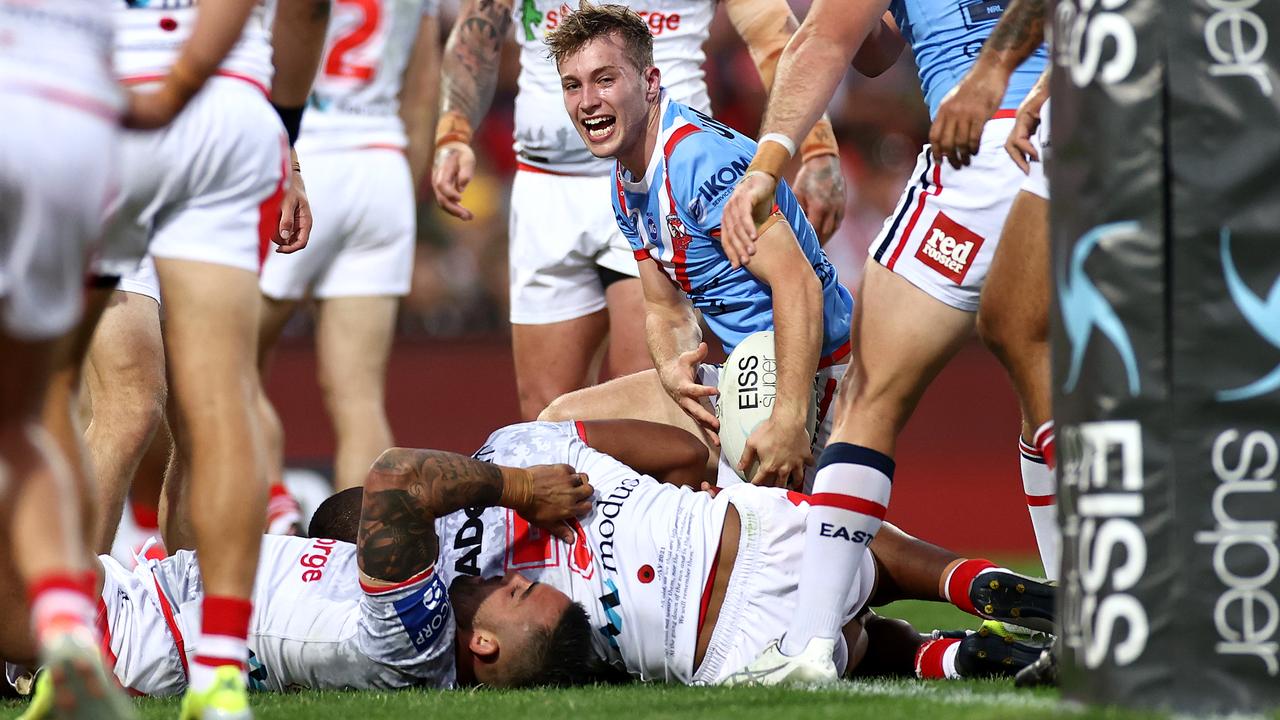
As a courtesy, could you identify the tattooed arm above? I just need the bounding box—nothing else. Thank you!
[724,0,846,242]
[431,0,514,220]
[357,448,592,584]
[928,0,1047,168]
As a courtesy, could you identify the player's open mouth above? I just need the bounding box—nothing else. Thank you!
[582,115,616,142]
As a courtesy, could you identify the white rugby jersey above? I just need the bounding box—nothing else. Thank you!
[511,0,714,174]
[0,0,122,112]
[299,0,438,153]
[436,421,729,683]
[114,0,275,93]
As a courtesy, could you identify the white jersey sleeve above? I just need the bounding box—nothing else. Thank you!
[114,0,275,93]
[510,0,714,174]
[299,0,437,152]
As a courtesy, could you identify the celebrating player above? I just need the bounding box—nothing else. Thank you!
[537,3,854,492]
[715,0,1050,680]
[257,0,442,495]
[431,0,851,422]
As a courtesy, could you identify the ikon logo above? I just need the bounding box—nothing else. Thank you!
[915,212,985,284]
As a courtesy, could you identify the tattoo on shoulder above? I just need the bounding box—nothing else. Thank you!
[987,0,1046,54]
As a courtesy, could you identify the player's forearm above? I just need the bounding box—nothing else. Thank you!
[973,0,1047,79]
[357,448,534,581]
[769,270,822,424]
[1025,66,1051,109]
[270,0,330,106]
[401,15,442,191]
[645,302,702,371]
[439,0,511,131]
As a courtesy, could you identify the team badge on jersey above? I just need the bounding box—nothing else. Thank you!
[392,573,453,652]
[915,212,985,284]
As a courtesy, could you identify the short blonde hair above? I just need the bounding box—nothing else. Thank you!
[545,1,654,72]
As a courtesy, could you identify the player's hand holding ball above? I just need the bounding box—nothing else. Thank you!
[503,463,593,543]
[657,342,721,443]
[738,415,813,489]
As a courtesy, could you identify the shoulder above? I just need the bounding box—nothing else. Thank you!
[663,128,753,225]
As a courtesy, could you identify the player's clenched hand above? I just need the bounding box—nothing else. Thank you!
[657,342,720,443]
[520,464,594,543]
[929,65,1005,169]
[274,148,311,253]
[1005,88,1046,174]
[720,172,777,268]
[432,142,476,221]
[793,155,846,243]
[738,416,812,490]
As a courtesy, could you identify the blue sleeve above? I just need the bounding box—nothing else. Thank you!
[664,131,754,240]
[612,185,644,253]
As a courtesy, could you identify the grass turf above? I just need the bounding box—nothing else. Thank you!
[1,560,1266,719]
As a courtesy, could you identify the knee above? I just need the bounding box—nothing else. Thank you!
[976,304,1047,365]
[537,392,574,422]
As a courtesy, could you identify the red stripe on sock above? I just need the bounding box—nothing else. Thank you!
[914,638,959,680]
[26,572,95,605]
[1026,493,1056,507]
[1034,423,1056,470]
[202,596,253,640]
[193,656,246,671]
[808,492,888,520]
[947,559,997,616]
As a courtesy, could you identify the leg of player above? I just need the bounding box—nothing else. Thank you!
[778,261,973,660]
[539,368,721,478]
[154,258,266,697]
[512,312,611,421]
[83,289,167,555]
[257,295,302,534]
[975,191,1058,579]
[600,276,652,380]
[315,296,399,491]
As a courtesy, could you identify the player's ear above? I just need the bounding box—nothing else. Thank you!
[468,629,500,661]
[644,65,661,101]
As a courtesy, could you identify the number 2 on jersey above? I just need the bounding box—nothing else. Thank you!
[325,0,380,81]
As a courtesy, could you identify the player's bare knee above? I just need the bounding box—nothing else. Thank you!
[537,392,577,422]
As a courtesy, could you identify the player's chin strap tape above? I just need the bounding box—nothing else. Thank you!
[273,103,305,146]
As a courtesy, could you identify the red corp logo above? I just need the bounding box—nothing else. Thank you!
[298,537,339,582]
[915,212,985,285]
[546,5,681,34]
[505,511,595,580]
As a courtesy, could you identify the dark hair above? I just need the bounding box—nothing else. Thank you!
[544,1,654,72]
[500,602,599,688]
[307,487,364,544]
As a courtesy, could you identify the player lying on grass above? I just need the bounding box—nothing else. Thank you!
[315,420,1053,686]
[1,453,598,707]
[536,2,854,492]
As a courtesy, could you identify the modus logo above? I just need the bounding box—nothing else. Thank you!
[1058,221,1141,396]
[1217,228,1280,402]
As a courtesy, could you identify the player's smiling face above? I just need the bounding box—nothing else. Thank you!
[558,32,661,173]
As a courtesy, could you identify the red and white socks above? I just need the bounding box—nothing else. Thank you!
[1020,421,1060,580]
[780,443,893,656]
[27,571,97,647]
[941,558,998,617]
[190,596,252,691]
[915,637,962,679]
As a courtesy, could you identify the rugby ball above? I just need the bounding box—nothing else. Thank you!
[717,331,818,483]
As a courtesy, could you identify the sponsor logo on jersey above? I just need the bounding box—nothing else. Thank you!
[695,157,751,213]
[1217,228,1280,401]
[596,477,641,572]
[1060,420,1150,669]
[544,4,681,35]
[1058,220,1141,396]
[298,537,339,583]
[392,573,453,652]
[914,212,984,285]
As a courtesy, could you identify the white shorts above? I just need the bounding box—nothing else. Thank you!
[260,147,415,299]
[0,89,117,340]
[118,256,161,304]
[692,484,877,684]
[869,117,1022,312]
[98,554,190,697]
[697,362,846,494]
[1021,100,1051,200]
[100,77,287,276]
[508,169,638,324]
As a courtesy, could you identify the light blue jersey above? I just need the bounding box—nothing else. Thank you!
[613,94,853,362]
[889,0,1048,117]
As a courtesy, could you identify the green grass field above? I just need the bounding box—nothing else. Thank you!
[1,563,1272,719]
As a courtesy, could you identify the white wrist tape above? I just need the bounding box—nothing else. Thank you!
[758,133,797,158]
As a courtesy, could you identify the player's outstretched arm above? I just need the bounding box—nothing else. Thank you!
[123,0,261,129]
[357,449,593,584]
[719,0,890,265]
[576,420,709,489]
[929,0,1047,169]
[432,0,515,220]
[724,0,845,242]
[640,261,721,437]
[402,12,444,196]
[738,215,822,488]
